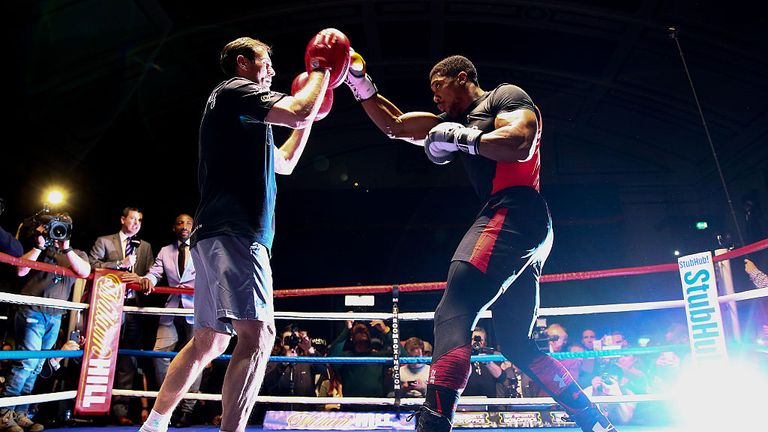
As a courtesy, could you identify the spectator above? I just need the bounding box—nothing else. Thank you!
[139,213,197,428]
[544,323,570,352]
[397,337,430,397]
[576,328,598,389]
[0,342,14,393]
[583,364,636,425]
[328,321,397,400]
[29,334,84,427]
[463,327,507,398]
[648,322,689,394]
[0,228,22,259]
[197,360,225,426]
[0,212,90,432]
[756,323,768,346]
[0,198,22,258]
[523,323,581,396]
[0,201,23,334]
[423,341,433,358]
[745,258,768,288]
[89,207,154,426]
[261,325,326,412]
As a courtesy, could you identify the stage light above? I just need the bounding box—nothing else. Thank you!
[44,188,66,207]
[671,357,767,429]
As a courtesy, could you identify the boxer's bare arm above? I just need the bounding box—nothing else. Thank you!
[477,108,538,162]
[345,49,439,145]
[360,95,439,145]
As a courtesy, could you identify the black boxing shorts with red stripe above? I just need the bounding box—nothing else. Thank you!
[451,186,553,287]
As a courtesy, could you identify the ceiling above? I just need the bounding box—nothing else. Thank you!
[4,0,768,288]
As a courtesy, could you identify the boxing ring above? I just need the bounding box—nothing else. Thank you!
[1,238,767,431]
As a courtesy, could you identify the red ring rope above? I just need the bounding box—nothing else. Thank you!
[1,238,766,297]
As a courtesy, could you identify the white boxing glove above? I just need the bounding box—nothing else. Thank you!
[424,122,484,164]
[344,49,378,102]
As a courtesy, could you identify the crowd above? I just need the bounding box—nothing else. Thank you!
[0,206,767,431]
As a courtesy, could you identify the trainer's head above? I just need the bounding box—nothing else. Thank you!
[429,55,481,117]
[220,37,275,88]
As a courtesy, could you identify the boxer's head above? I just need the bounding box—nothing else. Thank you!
[429,55,480,117]
[430,55,479,86]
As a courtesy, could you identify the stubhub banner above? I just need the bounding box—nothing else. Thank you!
[677,251,728,362]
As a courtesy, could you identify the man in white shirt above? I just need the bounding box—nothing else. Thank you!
[400,337,430,397]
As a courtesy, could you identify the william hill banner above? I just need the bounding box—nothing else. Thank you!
[75,270,126,415]
[263,410,575,430]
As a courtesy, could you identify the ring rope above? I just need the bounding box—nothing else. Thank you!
[272,237,768,297]
[0,390,668,409]
[3,285,768,321]
[0,343,694,363]
[3,237,764,299]
[0,292,87,311]
[0,391,78,408]
[112,391,668,405]
[123,288,768,319]
[0,350,84,360]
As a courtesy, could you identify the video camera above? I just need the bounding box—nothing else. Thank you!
[22,206,72,247]
[283,325,301,349]
[471,335,495,355]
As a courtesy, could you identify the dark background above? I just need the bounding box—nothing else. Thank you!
[2,0,767,345]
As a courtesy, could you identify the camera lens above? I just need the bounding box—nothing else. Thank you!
[51,223,67,239]
[47,219,72,241]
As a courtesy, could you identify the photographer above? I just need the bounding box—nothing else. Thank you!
[0,212,90,432]
[463,327,508,398]
[583,364,636,425]
[328,320,399,400]
[259,325,327,415]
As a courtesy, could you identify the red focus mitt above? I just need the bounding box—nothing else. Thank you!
[291,72,334,121]
[304,28,351,89]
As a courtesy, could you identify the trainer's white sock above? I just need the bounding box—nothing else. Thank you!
[139,409,171,432]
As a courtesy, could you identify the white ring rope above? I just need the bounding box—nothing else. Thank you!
[0,389,668,409]
[0,292,87,311]
[112,391,669,406]
[124,287,768,320]
[4,287,768,320]
[0,391,78,408]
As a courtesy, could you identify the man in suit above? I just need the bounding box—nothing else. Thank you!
[89,206,154,426]
[138,214,199,427]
